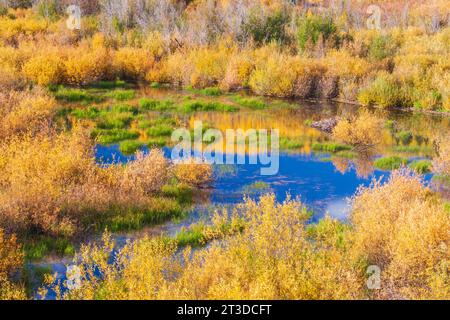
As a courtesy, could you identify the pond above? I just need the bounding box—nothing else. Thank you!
[32,86,450,298]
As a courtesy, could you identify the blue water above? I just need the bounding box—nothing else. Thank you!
[95,144,434,221]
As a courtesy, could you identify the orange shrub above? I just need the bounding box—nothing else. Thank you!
[113,47,155,81]
[0,88,57,138]
[23,53,63,86]
[64,47,110,85]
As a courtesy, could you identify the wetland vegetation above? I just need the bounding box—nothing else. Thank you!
[0,0,449,301]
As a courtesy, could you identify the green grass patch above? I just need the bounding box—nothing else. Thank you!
[92,128,140,144]
[96,112,134,129]
[119,140,145,155]
[374,156,407,170]
[174,218,246,248]
[110,104,139,114]
[187,86,223,96]
[23,237,75,261]
[139,98,175,111]
[96,199,185,232]
[137,119,153,129]
[162,184,194,205]
[89,80,128,89]
[71,106,100,119]
[147,138,167,148]
[198,87,223,96]
[242,181,270,194]
[104,89,136,101]
[232,96,268,109]
[279,137,304,150]
[393,145,421,153]
[175,224,207,247]
[147,124,173,137]
[54,87,98,103]
[179,101,238,113]
[409,160,432,174]
[312,142,352,153]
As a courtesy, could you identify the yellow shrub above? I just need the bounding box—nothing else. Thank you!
[172,159,213,187]
[52,194,364,300]
[333,110,384,147]
[188,46,232,88]
[0,229,25,300]
[220,50,254,91]
[0,14,48,42]
[64,48,110,85]
[324,50,372,101]
[165,51,192,86]
[121,150,169,195]
[142,31,167,58]
[249,53,298,97]
[23,53,63,85]
[0,88,57,138]
[113,47,155,81]
[351,170,450,299]
[0,66,26,90]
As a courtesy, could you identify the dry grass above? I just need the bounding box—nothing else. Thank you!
[172,158,213,188]
[0,88,57,139]
[433,136,450,178]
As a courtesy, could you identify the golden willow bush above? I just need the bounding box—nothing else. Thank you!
[433,136,450,178]
[351,170,450,299]
[47,170,449,300]
[172,158,213,188]
[332,110,384,148]
[0,229,26,300]
[0,128,211,238]
[46,194,365,300]
[0,87,57,138]
[0,4,447,110]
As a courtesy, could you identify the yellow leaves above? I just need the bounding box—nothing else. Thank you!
[433,136,450,177]
[333,110,384,147]
[172,158,213,188]
[23,54,63,86]
[249,52,297,97]
[64,47,110,86]
[324,50,371,79]
[113,47,155,81]
[351,170,450,299]
[0,228,26,300]
[189,46,233,88]
[0,88,57,138]
[0,14,48,41]
[121,149,169,195]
